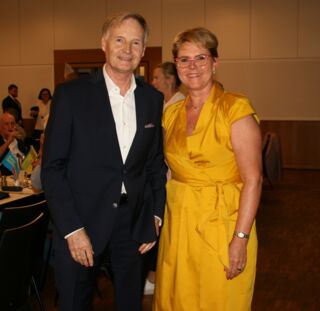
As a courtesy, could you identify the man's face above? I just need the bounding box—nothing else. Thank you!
[9,87,18,98]
[101,18,146,75]
[0,114,16,139]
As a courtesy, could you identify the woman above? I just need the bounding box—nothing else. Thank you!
[34,88,51,138]
[153,28,262,311]
[152,62,185,111]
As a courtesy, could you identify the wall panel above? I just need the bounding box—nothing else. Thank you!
[298,0,320,57]
[218,59,320,120]
[205,0,250,59]
[0,0,20,65]
[251,0,298,58]
[261,120,320,169]
[161,0,205,61]
[54,0,105,49]
[20,0,54,64]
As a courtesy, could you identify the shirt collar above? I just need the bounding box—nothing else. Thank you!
[103,65,136,96]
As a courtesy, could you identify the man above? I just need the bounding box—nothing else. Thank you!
[42,12,166,311]
[2,84,23,123]
[0,112,28,175]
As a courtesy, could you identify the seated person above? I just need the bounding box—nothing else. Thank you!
[30,106,39,119]
[5,108,26,141]
[30,133,44,192]
[0,112,29,176]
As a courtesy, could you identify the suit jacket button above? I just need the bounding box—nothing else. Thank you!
[112,203,118,208]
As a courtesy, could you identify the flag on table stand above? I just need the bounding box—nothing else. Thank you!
[0,151,20,179]
[21,146,38,175]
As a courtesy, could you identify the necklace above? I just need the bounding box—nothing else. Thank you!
[188,101,203,111]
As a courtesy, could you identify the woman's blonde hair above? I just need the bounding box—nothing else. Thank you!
[172,27,218,59]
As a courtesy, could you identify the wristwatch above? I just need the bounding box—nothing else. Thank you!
[234,231,250,239]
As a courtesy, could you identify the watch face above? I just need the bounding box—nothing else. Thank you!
[238,232,245,238]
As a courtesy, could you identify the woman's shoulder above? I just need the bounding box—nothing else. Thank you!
[219,90,257,123]
[164,98,184,115]
[162,98,185,128]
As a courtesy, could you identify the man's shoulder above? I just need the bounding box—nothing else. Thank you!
[135,78,163,99]
[56,69,104,92]
[2,96,12,103]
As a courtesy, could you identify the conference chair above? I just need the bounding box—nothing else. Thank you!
[262,131,283,186]
[0,199,48,311]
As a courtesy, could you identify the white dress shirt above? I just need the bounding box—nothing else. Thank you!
[103,67,137,164]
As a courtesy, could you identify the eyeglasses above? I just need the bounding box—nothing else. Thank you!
[175,54,212,68]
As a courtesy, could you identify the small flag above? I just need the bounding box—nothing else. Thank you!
[21,146,38,174]
[1,151,20,179]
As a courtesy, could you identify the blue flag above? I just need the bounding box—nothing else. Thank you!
[1,151,20,178]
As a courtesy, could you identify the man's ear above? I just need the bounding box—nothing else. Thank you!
[141,45,146,57]
[101,37,106,52]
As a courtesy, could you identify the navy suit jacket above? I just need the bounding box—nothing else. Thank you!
[2,96,22,121]
[42,69,167,255]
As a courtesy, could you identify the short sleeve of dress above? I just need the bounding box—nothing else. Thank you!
[227,96,259,125]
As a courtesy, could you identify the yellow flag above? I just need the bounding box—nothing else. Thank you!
[21,145,38,173]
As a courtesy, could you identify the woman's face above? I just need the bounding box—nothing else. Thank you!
[176,41,216,92]
[152,68,171,94]
[41,91,50,103]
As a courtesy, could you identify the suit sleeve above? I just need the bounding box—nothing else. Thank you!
[41,84,83,239]
[145,93,167,220]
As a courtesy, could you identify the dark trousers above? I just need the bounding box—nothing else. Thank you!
[54,201,143,311]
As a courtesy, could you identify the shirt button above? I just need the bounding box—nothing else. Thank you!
[112,203,118,208]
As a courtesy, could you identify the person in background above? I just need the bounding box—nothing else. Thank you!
[30,133,44,192]
[30,106,39,119]
[0,112,28,175]
[153,27,262,311]
[2,84,23,124]
[42,12,166,311]
[143,62,186,295]
[5,108,26,141]
[33,88,52,139]
[152,61,185,111]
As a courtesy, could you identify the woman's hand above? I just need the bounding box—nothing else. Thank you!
[224,237,248,280]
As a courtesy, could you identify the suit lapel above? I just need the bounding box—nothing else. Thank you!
[89,69,123,164]
[125,79,146,165]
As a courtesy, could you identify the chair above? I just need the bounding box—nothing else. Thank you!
[262,131,283,186]
[22,118,36,138]
[0,199,48,311]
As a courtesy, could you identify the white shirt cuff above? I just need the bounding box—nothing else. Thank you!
[64,227,84,239]
[154,215,162,227]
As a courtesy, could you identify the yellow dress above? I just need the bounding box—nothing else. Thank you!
[153,82,259,311]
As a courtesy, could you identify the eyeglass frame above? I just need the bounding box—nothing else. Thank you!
[175,54,213,68]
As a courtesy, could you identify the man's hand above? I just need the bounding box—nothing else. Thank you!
[139,241,156,254]
[138,217,161,254]
[67,229,94,267]
[154,216,161,236]
[7,129,18,143]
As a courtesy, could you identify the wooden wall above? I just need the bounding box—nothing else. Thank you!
[260,120,320,169]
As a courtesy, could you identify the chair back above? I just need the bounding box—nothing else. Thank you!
[0,199,48,310]
[262,131,283,185]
